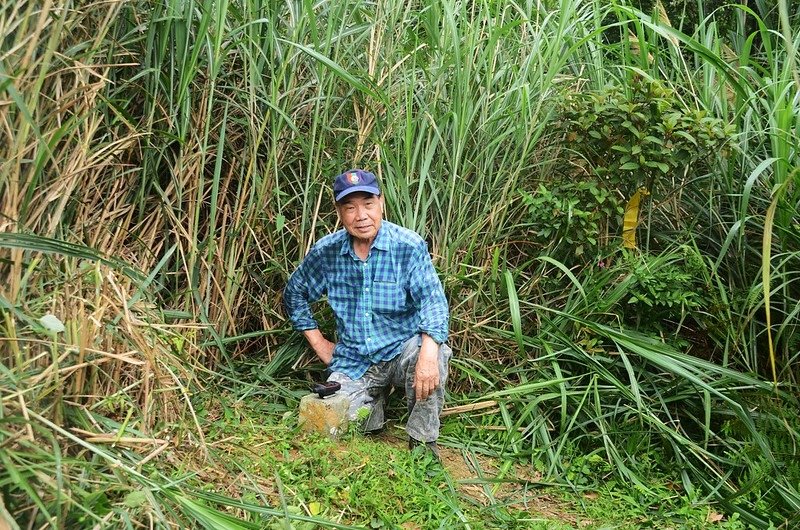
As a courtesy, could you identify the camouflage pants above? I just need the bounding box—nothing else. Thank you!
[327,335,452,443]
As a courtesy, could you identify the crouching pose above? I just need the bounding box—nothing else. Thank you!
[284,169,451,458]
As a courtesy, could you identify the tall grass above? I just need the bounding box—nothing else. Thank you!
[604,1,800,381]
[1,0,799,527]
[464,1,800,525]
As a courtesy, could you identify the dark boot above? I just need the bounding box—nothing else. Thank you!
[408,437,440,461]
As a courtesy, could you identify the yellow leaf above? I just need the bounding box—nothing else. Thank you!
[309,502,321,516]
[622,187,650,249]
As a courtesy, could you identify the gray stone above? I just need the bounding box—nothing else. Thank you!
[298,392,350,438]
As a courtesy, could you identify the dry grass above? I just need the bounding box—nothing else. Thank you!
[1,258,198,428]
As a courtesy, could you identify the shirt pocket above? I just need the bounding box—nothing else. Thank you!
[328,283,353,317]
[372,281,406,314]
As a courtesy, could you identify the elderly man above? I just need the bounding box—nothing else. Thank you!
[284,169,451,458]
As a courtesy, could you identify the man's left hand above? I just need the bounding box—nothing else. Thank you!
[414,335,440,401]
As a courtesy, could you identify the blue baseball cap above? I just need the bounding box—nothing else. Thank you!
[332,169,381,202]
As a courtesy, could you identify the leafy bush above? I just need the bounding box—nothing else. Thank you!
[560,78,731,201]
[621,247,708,324]
[524,78,732,264]
[520,181,622,259]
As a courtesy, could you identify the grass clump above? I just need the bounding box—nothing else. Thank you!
[190,388,544,530]
[181,387,767,530]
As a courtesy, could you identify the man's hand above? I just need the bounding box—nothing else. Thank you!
[414,334,440,401]
[303,329,334,365]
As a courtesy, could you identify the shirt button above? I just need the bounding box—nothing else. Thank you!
[367,337,372,342]
[364,312,369,317]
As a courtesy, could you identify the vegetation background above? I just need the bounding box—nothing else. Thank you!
[1,0,798,528]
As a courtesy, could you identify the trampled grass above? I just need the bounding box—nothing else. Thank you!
[176,386,753,530]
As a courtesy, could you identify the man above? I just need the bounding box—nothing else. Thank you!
[284,168,451,458]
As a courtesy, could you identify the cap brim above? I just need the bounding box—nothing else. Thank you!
[335,185,381,202]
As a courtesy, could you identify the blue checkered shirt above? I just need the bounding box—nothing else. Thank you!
[284,221,449,379]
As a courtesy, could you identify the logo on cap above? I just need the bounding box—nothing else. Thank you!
[348,172,360,184]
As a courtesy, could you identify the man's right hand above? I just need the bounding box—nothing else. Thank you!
[303,329,334,365]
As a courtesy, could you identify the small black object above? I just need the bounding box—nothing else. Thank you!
[313,381,341,399]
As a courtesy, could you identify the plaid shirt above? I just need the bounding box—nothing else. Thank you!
[284,221,449,379]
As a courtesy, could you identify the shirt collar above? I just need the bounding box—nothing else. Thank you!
[339,221,391,256]
[372,222,390,251]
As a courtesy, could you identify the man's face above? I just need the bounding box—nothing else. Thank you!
[335,192,384,244]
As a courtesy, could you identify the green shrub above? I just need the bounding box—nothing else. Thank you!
[527,77,732,266]
[560,78,731,201]
[523,78,731,264]
[520,180,622,260]
[622,247,707,319]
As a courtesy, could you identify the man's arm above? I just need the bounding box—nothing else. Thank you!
[407,241,450,400]
[414,333,440,401]
[407,241,449,345]
[303,329,334,365]
[284,248,334,364]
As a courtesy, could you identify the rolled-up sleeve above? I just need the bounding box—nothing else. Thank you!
[408,241,449,344]
[284,247,326,331]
